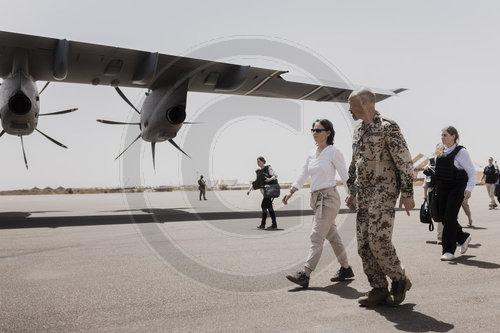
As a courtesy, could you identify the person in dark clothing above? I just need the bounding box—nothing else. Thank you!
[433,126,476,261]
[198,175,207,200]
[496,169,500,204]
[480,157,499,209]
[247,156,278,229]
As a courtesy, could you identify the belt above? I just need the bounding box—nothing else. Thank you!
[311,187,335,219]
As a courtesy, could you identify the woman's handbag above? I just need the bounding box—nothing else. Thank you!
[420,200,434,231]
[263,183,281,198]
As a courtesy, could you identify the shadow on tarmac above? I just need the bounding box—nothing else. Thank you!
[0,206,417,229]
[288,280,365,299]
[450,255,500,269]
[425,241,483,250]
[366,303,454,332]
[309,280,365,299]
[288,283,454,332]
[463,225,488,230]
[0,209,317,229]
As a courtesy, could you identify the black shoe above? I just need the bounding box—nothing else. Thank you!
[330,266,354,282]
[267,224,277,229]
[257,224,265,229]
[286,270,309,289]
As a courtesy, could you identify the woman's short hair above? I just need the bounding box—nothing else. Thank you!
[257,156,266,164]
[313,119,335,145]
[442,126,459,143]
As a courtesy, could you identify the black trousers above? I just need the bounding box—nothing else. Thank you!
[261,197,276,225]
[437,182,470,254]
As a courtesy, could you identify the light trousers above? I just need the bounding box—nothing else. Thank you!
[486,183,496,206]
[304,187,347,271]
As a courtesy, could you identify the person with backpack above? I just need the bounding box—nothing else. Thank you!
[283,119,353,289]
[247,156,278,229]
[481,157,499,209]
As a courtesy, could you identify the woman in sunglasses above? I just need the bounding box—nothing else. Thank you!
[283,119,353,289]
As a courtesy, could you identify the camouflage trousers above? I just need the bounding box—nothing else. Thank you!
[356,185,405,288]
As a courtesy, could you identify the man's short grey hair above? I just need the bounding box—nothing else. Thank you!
[348,88,376,103]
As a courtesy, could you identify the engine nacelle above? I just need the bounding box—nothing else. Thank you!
[140,81,188,142]
[0,71,39,135]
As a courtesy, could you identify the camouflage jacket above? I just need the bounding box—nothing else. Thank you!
[347,111,414,198]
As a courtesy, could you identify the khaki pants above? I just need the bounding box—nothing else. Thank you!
[486,183,496,206]
[304,187,347,271]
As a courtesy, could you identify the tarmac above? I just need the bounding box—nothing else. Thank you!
[1,186,499,332]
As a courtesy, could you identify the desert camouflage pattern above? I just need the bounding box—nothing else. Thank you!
[356,186,404,287]
[347,111,414,288]
[347,111,414,198]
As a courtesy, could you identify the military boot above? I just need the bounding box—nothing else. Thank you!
[386,275,412,306]
[358,287,390,307]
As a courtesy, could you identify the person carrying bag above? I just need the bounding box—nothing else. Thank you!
[247,156,279,229]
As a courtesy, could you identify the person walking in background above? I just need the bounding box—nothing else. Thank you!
[496,170,500,204]
[425,155,473,245]
[434,126,476,261]
[461,198,473,227]
[345,88,414,307]
[198,175,207,200]
[283,119,353,289]
[481,157,499,209]
[247,156,278,229]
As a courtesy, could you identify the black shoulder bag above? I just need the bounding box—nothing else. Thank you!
[419,199,434,231]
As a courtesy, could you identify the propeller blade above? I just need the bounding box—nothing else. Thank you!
[39,81,50,94]
[96,119,141,125]
[114,134,142,160]
[20,136,28,169]
[115,87,141,115]
[39,108,78,116]
[0,130,5,138]
[168,139,191,158]
[151,142,156,172]
[35,128,68,149]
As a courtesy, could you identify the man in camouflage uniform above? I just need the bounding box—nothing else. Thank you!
[345,88,415,307]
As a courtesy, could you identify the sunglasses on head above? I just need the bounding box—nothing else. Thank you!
[311,129,328,133]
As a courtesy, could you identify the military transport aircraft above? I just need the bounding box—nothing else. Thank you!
[0,30,405,169]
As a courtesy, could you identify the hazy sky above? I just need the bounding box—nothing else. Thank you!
[1,0,499,190]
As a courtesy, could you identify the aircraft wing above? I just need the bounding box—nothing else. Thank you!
[0,30,403,102]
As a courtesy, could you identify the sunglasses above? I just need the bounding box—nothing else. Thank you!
[310,129,328,133]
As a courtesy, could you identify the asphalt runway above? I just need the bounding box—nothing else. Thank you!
[1,186,499,332]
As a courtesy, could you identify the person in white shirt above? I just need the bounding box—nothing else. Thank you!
[283,119,353,289]
[434,126,475,261]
